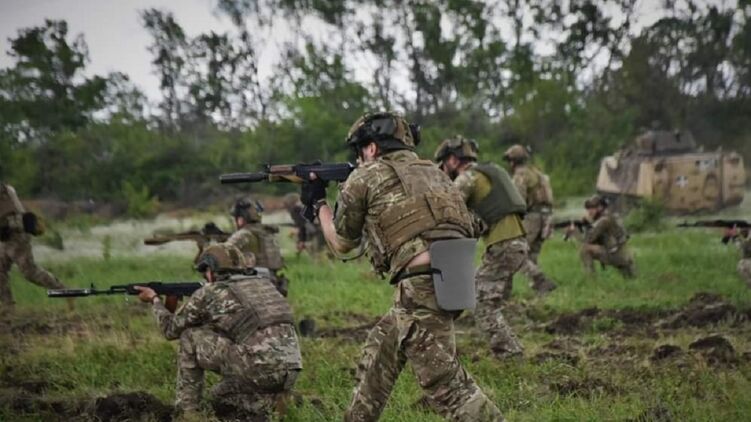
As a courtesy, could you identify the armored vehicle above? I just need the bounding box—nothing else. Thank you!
[596,130,746,213]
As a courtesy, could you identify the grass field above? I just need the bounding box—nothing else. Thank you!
[2,214,751,421]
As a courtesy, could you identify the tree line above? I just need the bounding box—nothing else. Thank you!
[1,0,749,210]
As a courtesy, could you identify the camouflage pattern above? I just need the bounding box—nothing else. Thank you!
[503,144,529,162]
[286,201,326,253]
[335,150,503,421]
[738,235,751,288]
[474,238,526,357]
[151,274,302,415]
[346,111,417,150]
[581,211,635,278]
[0,231,65,308]
[226,224,288,295]
[345,276,503,422]
[518,211,557,293]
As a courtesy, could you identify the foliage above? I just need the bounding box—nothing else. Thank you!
[121,181,159,218]
[625,198,667,234]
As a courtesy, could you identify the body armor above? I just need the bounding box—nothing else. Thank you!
[472,163,527,225]
[367,159,474,272]
[742,236,751,259]
[0,184,26,236]
[216,275,294,343]
[526,167,554,209]
[247,225,284,270]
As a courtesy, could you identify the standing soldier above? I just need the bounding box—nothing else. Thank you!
[570,195,636,278]
[283,193,325,255]
[732,228,751,288]
[434,136,526,358]
[0,182,72,313]
[303,113,503,421]
[226,198,288,296]
[503,144,557,294]
[134,244,302,420]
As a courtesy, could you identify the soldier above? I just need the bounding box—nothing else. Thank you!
[503,145,557,294]
[302,112,503,421]
[730,228,751,288]
[283,193,325,255]
[134,243,302,420]
[226,198,288,296]
[434,136,525,359]
[0,182,72,313]
[570,195,636,278]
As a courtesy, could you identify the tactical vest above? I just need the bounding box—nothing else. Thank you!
[529,167,554,208]
[367,159,474,271]
[216,276,294,343]
[471,163,527,225]
[742,237,751,259]
[247,225,284,270]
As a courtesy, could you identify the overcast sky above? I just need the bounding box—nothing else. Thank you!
[0,0,733,102]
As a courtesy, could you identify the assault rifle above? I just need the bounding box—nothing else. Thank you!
[220,162,356,220]
[48,281,204,313]
[552,219,592,240]
[144,222,230,247]
[677,220,751,244]
[220,162,356,185]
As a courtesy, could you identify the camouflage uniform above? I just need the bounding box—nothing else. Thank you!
[226,225,288,296]
[287,202,326,253]
[336,150,503,422]
[151,273,302,417]
[0,183,65,309]
[454,163,525,357]
[581,210,635,278]
[737,235,751,288]
[511,165,557,293]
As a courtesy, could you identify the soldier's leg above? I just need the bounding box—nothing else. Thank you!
[580,244,606,275]
[738,259,751,289]
[399,306,504,422]
[475,240,525,357]
[177,327,232,411]
[0,243,14,308]
[9,236,65,290]
[345,311,407,422]
[610,249,636,279]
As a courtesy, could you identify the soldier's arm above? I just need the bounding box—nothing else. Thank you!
[319,171,367,254]
[453,171,475,203]
[584,218,608,244]
[152,288,208,340]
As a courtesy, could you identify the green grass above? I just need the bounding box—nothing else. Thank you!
[2,227,751,421]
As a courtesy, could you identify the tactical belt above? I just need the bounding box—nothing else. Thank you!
[528,205,552,213]
[391,264,436,285]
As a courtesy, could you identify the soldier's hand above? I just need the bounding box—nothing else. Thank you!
[296,240,307,252]
[134,286,158,303]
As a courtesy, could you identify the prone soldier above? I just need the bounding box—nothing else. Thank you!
[226,198,289,296]
[304,113,503,421]
[503,145,557,293]
[434,136,526,358]
[569,195,636,278]
[0,182,71,313]
[134,244,302,420]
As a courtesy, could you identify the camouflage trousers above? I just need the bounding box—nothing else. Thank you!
[345,275,503,422]
[0,233,64,307]
[738,259,751,289]
[475,238,526,357]
[580,243,636,278]
[518,212,556,293]
[177,327,299,419]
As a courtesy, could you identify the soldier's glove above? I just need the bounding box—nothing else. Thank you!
[300,178,327,223]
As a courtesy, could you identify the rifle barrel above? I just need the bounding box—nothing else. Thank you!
[219,172,268,184]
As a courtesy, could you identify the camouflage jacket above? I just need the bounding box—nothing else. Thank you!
[584,211,629,252]
[742,235,751,259]
[151,275,302,369]
[334,150,469,279]
[512,165,552,211]
[226,224,284,270]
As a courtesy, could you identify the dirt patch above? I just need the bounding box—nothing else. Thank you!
[629,402,674,422]
[588,343,639,359]
[532,351,579,366]
[650,344,684,362]
[87,391,173,422]
[688,335,737,365]
[550,376,622,398]
[316,319,378,343]
[0,390,86,418]
[544,307,600,335]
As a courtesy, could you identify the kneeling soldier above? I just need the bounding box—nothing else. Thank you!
[572,195,636,278]
[135,244,302,419]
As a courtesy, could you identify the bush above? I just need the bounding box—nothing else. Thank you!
[122,181,159,218]
[625,198,666,233]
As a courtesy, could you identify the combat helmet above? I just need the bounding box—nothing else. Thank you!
[195,243,252,273]
[503,144,530,163]
[433,135,479,162]
[584,194,608,209]
[345,111,421,153]
[230,197,262,223]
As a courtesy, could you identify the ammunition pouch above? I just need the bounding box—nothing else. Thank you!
[218,277,294,344]
[429,238,478,311]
